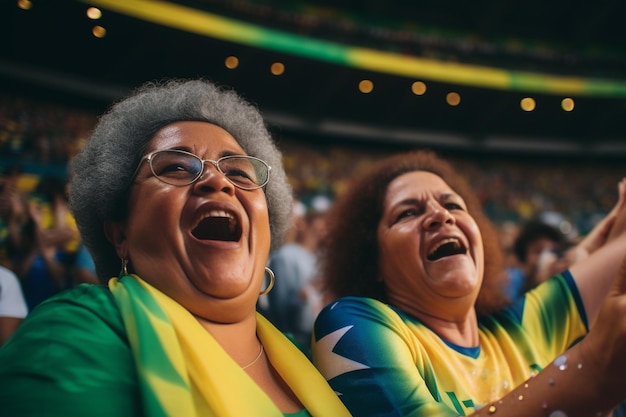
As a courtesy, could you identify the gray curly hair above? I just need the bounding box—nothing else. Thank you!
[69,79,293,281]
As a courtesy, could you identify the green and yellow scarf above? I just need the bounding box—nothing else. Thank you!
[109,274,350,417]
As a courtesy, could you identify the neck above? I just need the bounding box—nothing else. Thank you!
[194,311,262,366]
[403,305,480,347]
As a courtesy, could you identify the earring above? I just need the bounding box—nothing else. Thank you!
[259,267,275,296]
[119,258,129,278]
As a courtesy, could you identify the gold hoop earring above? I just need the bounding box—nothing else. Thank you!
[119,258,129,278]
[259,267,275,296]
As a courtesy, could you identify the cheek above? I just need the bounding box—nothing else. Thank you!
[378,228,419,275]
[476,232,487,279]
[257,213,271,248]
[126,188,183,243]
[249,195,271,247]
[466,220,485,264]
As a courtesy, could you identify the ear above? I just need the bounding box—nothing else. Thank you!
[104,221,128,259]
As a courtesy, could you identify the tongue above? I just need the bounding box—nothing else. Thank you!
[192,217,237,241]
[427,242,464,261]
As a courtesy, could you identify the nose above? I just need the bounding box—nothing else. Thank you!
[192,160,235,195]
[424,200,454,229]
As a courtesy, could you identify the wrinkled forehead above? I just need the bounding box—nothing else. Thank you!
[384,171,456,204]
[145,121,244,155]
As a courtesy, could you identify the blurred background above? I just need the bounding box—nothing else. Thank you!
[1,0,625,237]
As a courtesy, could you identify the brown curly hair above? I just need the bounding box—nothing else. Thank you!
[319,149,510,316]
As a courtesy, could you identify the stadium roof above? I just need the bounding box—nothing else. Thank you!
[2,0,626,156]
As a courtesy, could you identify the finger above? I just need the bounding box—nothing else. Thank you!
[617,178,626,207]
[610,251,626,296]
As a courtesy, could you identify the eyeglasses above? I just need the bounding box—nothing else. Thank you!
[135,149,271,190]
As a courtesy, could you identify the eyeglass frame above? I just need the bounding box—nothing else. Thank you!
[131,149,272,190]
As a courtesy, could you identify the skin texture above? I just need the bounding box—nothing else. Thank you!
[377,171,484,346]
[104,121,302,412]
[319,150,509,316]
[0,317,23,346]
[105,121,271,324]
[68,79,293,283]
[316,150,626,416]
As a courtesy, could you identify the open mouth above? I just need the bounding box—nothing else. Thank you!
[427,238,467,261]
[191,210,242,241]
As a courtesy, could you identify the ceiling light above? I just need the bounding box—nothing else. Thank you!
[359,80,374,93]
[520,97,536,111]
[411,81,427,95]
[561,98,574,111]
[86,7,102,19]
[446,92,461,106]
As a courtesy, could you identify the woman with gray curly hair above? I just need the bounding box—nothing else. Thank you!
[0,79,350,417]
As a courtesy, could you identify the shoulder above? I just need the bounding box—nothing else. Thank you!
[15,283,124,341]
[0,265,20,289]
[319,296,391,317]
[0,283,129,368]
[525,270,583,312]
[0,265,19,285]
[0,284,140,416]
[0,266,28,318]
[41,283,118,311]
[315,297,404,338]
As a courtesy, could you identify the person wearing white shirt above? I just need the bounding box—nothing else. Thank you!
[0,265,28,346]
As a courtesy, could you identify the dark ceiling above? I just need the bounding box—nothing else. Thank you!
[2,0,626,157]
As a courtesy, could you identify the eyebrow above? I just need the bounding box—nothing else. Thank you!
[395,193,458,205]
[440,193,458,201]
[165,145,192,154]
[157,147,247,159]
[219,149,247,158]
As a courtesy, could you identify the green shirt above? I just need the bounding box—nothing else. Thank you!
[0,284,312,417]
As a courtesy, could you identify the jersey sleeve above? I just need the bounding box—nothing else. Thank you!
[519,270,588,356]
[0,284,142,417]
[311,297,458,417]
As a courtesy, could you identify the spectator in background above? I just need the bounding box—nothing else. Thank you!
[70,243,99,286]
[0,265,27,346]
[12,176,78,310]
[496,220,525,300]
[32,176,81,258]
[511,178,626,300]
[512,218,569,297]
[264,200,327,346]
[0,165,27,270]
[15,194,68,310]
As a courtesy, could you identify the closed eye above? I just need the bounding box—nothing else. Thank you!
[444,202,464,210]
[395,207,423,222]
[150,152,201,179]
[159,163,190,174]
[223,167,254,181]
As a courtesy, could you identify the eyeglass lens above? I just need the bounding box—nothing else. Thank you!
[149,150,268,189]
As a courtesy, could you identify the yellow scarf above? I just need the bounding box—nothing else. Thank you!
[109,274,350,417]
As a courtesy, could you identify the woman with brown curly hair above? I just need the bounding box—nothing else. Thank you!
[312,149,626,417]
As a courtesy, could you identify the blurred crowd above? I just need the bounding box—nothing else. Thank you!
[0,91,624,344]
[280,138,621,237]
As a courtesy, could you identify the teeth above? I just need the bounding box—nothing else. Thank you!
[429,238,460,255]
[192,210,235,229]
[207,210,234,219]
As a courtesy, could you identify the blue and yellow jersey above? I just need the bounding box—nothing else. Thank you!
[312,271,587,416]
